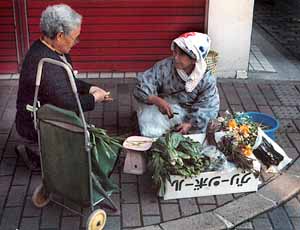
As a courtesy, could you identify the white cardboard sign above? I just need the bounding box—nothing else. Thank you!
[163,169,260,200]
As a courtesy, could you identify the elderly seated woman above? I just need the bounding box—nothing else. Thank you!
[15,4,112,170]
[133,32,220,137]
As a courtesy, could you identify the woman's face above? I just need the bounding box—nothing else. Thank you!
[55,26,81,54]
[173,45,195,70]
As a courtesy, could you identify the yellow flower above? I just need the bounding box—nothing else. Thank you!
[239,124,250,136]
[228,119,237,129]
[242,145,253,157]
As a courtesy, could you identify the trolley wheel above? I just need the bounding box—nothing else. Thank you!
[32,183,50,208]
[87,209,107,230]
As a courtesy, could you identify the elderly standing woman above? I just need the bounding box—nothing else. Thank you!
[133,32,220,137]
[15,4,111,169]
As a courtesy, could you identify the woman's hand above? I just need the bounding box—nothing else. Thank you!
[90,86,113,102]
[176,122,192,134]
[148,95,173,118]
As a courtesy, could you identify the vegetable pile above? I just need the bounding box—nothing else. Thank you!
[148,132,210,195]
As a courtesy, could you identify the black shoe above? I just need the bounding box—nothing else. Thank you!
[15,145,41,171]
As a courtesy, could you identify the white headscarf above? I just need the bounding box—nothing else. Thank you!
[171,32,211,92]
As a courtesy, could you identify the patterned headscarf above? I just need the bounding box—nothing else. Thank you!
[171,32,211,92]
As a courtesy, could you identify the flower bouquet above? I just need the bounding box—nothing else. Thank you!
[207,112,261,176]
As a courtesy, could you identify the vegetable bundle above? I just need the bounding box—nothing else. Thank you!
[148,132,210,195]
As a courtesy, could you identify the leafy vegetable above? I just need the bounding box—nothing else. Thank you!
[147,132,210,195]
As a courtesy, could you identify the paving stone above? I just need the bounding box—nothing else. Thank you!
[258,173,300,205]
[2,141,18,158]
[284,197,300,217]
[113,72,124,79]
[258,84,281,106]
[143,216,161,226]
[106,193,121,216]
[218,85,230,111]
[122,203,141,227]
[257,105,275,116]
[0,120,13,134]
[0,134,8,147]
[0,158,16,176]
[0,74,11,80]
[40,202,62,229]
[100,72,112,78]
[278,119,298,133]
[160,212,227,230]
[121,173,137,183]
[288,133,300,141]
[0,196,5,217]
[140,192,160,215]
[197,195,216,204]
[125,72,137,78]
[287,157,300,175]
[20,217,40,230]
[178,198,199,216]
[77,72,86,78]
[215,194,234,206]
[247,83,268,106]
[220,83,242,105]
[1,108,16,121]
[276,133,294,148]
[269,206,294,230]
[294,119,300,132]
[199,204,217,213]
[0,176,12,195]
[121,183,138,203]
[61,216,80,230]
[234,84,257,111]
[235,221,253,229]
[138,173,157,194]
[105,216,121,230]
[87,72,99,78]
[134,226,162,230]
[272,106,300,119]
[230,104,245,113]
[214,193,275,226]
[6,185,26,207]
[27,174,42,196]
[252,217,273,230]
[159,198,178,204]
[104,111,117,126]
[160,204,180,222]
[23,196,41,217]
[0,207,22,230]
[12,166,30,185]
[290,217,300,230]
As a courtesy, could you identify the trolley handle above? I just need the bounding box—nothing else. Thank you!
[33,58,91,152]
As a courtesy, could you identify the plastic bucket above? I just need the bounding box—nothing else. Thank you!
[245,112,280,140]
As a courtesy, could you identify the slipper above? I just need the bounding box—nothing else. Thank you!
[15,145,41,171]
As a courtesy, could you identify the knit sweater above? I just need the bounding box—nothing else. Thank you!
[16,39,95,141]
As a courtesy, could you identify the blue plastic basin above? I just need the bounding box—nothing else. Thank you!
[245,112,280,140]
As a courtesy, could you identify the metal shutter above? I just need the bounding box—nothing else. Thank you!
[0,1,18,74]
[26,0,207,72]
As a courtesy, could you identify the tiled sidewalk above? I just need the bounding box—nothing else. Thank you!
[254,0,300,61]
[0,78,300,230]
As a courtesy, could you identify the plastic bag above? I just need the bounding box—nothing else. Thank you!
[136,102,187,138]
[201,145,237,172]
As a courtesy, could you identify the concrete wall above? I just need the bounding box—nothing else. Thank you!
[207,0,254,78]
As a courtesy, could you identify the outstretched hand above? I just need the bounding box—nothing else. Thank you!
[90,86,113,102]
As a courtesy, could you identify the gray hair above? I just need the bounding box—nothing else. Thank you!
[40,4,82,39]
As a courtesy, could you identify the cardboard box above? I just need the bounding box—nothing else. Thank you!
[162,131,291,200]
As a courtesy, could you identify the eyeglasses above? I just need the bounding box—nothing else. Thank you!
[67,34,80,44]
